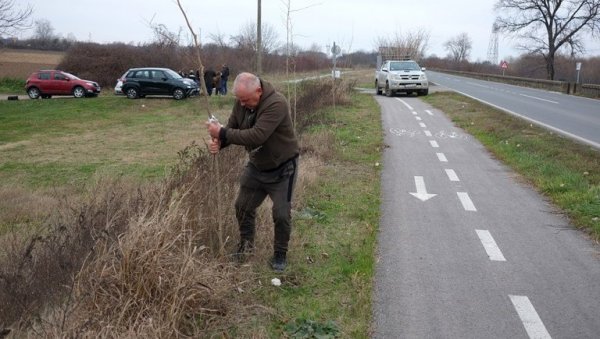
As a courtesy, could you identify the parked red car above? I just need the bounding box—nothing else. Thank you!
[25,70,101,99]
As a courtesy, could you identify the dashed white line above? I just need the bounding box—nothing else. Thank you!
[457,192,477,211]
[424,130,432,137]
[396,98,413,110]
[419,122,427,128]
[416,117,422,121]
[509,295,552,339]
[436,153,448,162]
[520,93,559,104]
[425,109,434,116]
[475,230,506,261]
[412,111,418,115]
[429,140,439,148]
[445,169,460,181]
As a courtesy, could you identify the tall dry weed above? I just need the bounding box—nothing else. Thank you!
[0,78,354,337]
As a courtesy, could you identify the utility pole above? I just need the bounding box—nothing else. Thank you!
[256,0,263,75]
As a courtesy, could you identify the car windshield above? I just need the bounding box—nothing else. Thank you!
[389,62,420,71]
[61,72,81,80]
[164,69,182,79]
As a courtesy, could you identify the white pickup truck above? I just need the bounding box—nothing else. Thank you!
[375,59,429,96]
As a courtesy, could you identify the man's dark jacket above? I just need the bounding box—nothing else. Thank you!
[219,79,299,171]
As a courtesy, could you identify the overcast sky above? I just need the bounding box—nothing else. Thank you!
[18,0,600,62]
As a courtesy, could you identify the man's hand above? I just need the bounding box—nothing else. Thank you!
[209,137,220,154]
[206,120,221,139]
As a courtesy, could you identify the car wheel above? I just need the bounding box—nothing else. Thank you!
[173,88,185,100]
[73,86,86,98]
[375,81,382,95]
[385,83,392,97]
[27,87,41,99]
[421,89,429,96]
[125,87,139,99]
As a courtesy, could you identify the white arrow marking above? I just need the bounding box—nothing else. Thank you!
[410,176,437,202]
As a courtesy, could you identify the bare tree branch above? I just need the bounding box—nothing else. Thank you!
[495,0,600,79]
[0,0,33,35]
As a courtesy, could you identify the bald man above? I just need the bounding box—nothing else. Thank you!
[207,72,299,272]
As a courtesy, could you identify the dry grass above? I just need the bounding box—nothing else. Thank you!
[0,49,64,78]
[0,78,350,337]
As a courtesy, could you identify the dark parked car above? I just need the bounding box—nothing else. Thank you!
[120,67,199,100]
[25,70,101,99]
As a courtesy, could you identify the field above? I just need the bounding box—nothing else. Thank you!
[1,69,597,336]
[0,48,64,79]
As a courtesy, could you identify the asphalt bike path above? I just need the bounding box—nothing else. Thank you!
[372,94,600,338]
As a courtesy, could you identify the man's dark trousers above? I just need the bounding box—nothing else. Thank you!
[235,158,298,253]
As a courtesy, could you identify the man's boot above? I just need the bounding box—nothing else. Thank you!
[233,239,254,263]
[270,251,287,272]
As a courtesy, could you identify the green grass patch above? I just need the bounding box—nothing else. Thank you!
[256,91,382,338]
[0,96,234,188]
[423,92,600,238]
[0,77,24,93]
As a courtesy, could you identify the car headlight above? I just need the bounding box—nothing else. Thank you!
[419,74,427,80]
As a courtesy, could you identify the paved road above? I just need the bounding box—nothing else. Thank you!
[427,71,600,149]
[372,94,600,338]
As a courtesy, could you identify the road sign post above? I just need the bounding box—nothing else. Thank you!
[500,60,508,76]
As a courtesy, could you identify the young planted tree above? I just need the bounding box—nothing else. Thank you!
[495,0,600,80]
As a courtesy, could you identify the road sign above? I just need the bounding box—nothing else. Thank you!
[500,60,508,69]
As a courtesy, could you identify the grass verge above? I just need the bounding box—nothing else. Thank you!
[423,92,600,239]
[0,77,24,93]
[257,92,382,337]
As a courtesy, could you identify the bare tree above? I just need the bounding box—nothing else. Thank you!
[375,29,430,61]
[33,19,55,41]
[444,32,472,62]
[495,0,600,80]
[207,30,229,48]
[150,23,182,47]
[0,0,32,35]
[230,21,280,54]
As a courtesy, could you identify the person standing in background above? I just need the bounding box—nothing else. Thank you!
[219,64,230,95]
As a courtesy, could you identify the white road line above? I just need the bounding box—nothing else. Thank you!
[429,140,439,148]
[436,153,448,162]
[457,192,477,211]
[445,169,460,181]
[520,93,559,104]
[509,295,552,339]
[419,122,427,128]
[475,230,506,261]
[425,109,434,116]
[416,117,422,121]
[412,111,418,115]
[443,89,600,149]
[396,98,413,110]
[424,130,432,137]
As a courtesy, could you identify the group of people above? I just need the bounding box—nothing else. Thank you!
[179,64,230,96]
